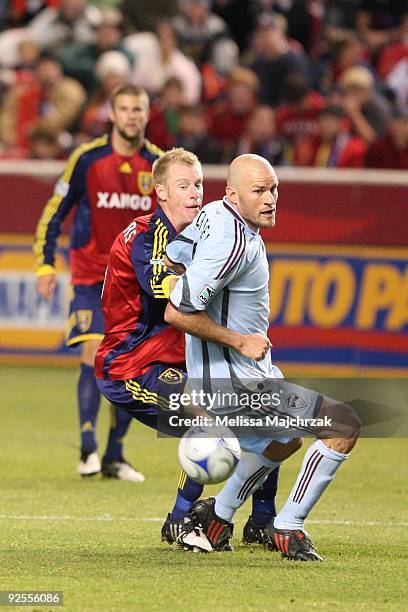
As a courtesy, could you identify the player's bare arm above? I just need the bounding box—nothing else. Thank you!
[164,302,271,361]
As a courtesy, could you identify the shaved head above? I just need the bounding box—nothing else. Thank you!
[226,154,279,230]
[227,154,275,190]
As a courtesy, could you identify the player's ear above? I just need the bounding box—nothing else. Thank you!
[226,185,238,206]
[155,182,167,201]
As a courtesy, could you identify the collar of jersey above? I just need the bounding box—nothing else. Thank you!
[154,205,178,239]
[222,197,259,235]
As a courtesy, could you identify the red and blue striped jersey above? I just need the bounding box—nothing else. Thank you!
[94,206,185,380]
[33,134,163,285]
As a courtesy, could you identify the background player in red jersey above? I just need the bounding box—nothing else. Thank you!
[33,84,163,481]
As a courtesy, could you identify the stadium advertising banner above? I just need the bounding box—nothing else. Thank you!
[0,235,76,365]
[267,243,407,375]
[0,165,407,375]
[0,236,406,375]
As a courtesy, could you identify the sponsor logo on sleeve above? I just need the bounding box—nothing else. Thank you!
[198,285,215,304]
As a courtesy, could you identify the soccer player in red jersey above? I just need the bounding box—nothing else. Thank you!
[94,148,202,404]
[33,85,163,481]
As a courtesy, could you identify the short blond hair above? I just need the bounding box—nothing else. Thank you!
[152,147,201,185]
[340,66,374,90]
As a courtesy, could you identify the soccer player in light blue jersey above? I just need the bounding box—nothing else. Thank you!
[165,154,360,559]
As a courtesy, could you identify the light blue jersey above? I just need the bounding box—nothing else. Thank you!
[168,198,283,407]
[167,198,321,450]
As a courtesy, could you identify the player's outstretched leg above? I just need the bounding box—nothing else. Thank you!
[269,399,360,561]
[243,466,280,545]
[77,363,101,477]
[162,471,204,544]
[101,406,145,482]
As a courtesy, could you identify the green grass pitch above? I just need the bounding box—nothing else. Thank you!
[1,366,407,611]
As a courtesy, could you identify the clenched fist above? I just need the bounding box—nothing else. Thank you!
[237,332,272,361]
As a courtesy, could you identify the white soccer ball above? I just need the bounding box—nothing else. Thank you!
[178,426,241,484]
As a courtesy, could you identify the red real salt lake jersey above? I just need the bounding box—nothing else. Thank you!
[34,134,163,284]
[94,206,186,380]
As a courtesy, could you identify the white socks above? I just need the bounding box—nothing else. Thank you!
[274,439,348,531]
[215,452,280,522]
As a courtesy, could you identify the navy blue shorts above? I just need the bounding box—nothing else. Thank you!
[96,364,187,435]
[66,283,105,346]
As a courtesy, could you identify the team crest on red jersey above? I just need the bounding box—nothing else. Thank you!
[158,368,184,384]
[76,310,93,333]
[137,171,154,195]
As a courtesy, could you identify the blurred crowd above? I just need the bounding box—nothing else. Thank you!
[0,0,407,169]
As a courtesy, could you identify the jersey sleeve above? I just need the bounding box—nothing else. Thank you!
[170,217,246,313]
[165,220,198,269]
[131,220,178,300]
[33,148,85,275]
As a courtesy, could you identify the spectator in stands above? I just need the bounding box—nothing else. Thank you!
[248,12,310,107]
[235,104,284,165]
[212,0,256,52]
[59,8,133,94]
[78,50,132,141]
[377,40,408,110]
[7,0,60,27]
[355,0,408,53]
[330,35,371,84]
[314,33,371,98]
[27,0,100,53]
[0,38,39,98]
[155,21,202,106]
[120,0,179,34]
[323,0,361,41]
[0,50,85,153]
[175,105,223,163]
[126,20,202,106]
[294,105,367,167]
[365,108,408,169]
[173,0,239,76]
[276,74,325,163]
[28,124,65,159]
[206,66,258,161]
[338,65,391,143]
[146,77,185,150]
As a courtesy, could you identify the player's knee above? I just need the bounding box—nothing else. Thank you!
[263,437,303,462]
[318,397,361,442]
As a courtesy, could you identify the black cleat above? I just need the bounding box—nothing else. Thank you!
[267,524,323,561]
[242,515,271,546]
[190,498,234,551]
[161,513,185,545]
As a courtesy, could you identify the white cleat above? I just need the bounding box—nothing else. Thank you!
[177,517,213,553]
[77,452,101,477]
[101,460,145,482]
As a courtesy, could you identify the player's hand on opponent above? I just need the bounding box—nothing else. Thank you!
[37,273,56,302]
[163,254,185,275]
[237,333,272,361]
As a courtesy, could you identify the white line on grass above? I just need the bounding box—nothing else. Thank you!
[0,514,407,527]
